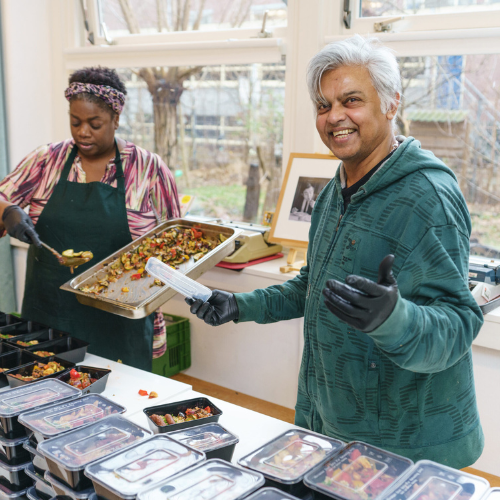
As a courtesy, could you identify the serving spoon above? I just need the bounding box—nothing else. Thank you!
[40,241,93,273]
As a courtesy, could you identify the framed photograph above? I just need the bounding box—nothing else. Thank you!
[269,153,340,248]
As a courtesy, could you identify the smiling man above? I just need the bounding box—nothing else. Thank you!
[186,35,484,468]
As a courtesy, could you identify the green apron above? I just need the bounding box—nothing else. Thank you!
[22,142,154,371]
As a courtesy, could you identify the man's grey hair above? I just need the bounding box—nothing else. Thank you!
[307,34,402,117]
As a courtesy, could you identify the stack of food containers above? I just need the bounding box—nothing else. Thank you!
[0,379,81,500]
[238,429,344,498]
[303,441,414,500]
[17,394,126,500]
[38,415,151,500]
[84,435,205,500]
[245,487,303,500]
[137,459,265,500]
[168,422,239,461]
[381,460,489,500]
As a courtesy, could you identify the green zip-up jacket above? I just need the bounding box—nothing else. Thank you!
[235,137,484,468]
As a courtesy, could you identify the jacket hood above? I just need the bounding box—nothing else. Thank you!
[334,136,458,199]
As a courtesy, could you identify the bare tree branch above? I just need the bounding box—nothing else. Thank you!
[177,66,203,80]
[231,0,252,28]
[117,0,140,34]
[192,0,206,31]
[175,0,182,30]
[181,0,191,31]
[157,0,171,31]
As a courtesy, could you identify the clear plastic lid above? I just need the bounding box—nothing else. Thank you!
[238,429,344,485]
[0,487,29,500]
[168,423,239,453]
[137,459,265,500]
[383,460,490,500]
[38,415,151,471]
[482,489,500,500]
[0,379,81,418]
[304,441,414,500]
[85,435,206,499]
[244,487,301,500]
[145,257,212,302]
[19,394,126,438]
[0,433,28,447]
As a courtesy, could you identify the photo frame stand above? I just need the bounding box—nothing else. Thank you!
[280,245,307,273]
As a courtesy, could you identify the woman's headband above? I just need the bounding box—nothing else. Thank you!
[64,82,126,114]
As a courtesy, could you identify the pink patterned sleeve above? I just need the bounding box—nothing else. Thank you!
[0,145,50,207]
[150,155,180,222]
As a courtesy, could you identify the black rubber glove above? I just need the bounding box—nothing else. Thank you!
[2,205,41,247]
[322,255,398,333]
[185,290,239,326]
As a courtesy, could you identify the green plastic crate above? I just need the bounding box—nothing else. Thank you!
[152,313,191,377]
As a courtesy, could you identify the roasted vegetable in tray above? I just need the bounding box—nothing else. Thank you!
[12,361,65,381]
[17,340,39,347]
[79,227,221,295]
[150,405,213,427]
[0,333,14,339]
[66,369,96,389]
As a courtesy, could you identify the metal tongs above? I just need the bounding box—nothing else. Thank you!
[40,241,93,274]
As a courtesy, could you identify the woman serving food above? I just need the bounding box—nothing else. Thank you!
[0,67,180,371]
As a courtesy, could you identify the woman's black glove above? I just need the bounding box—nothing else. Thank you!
[185,290,239,326]
[2,205,41,247]
[322,255,398,333]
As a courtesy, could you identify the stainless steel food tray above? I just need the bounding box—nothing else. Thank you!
[60,219,242,319]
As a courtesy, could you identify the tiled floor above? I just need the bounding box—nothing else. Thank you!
[171,373,500,487]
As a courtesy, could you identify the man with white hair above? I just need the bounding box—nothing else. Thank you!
[187,35,484,468]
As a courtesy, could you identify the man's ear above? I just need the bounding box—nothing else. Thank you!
[386,92,401,120]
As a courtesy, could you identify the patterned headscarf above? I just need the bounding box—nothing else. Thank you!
[65,82,126,114]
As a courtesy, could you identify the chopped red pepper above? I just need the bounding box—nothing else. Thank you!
[138,389,148,396]
[192,229,203,238]
[131,273,142,280]
[350,448,362,461]
[69,369,80,379]
[204,406,211,413]
[139,252,144,257]
[170,248,176,257]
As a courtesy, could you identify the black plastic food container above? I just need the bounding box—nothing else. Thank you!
[0,434,29,466]
[19,394,126,445]
[44,472,95,500]
[25,338,88,365]
[0,322,48,339]
[5,357,75,389]
[37,415,151,491]
[245,487,304,500]
[0,351,41,389]
[168,422,238,461]
[6,330,68,349]
[0,459,31,489]
[0,379,81,439]
[0,344,20,357]
[55,367,111,395]
[0,483,30,500]
[23,442,49,475]
[25,464,55,500]
[143,397,222,434]
[0,314,21,329]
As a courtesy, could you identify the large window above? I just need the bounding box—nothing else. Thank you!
[117,63,285,222]
[397,54,500,256]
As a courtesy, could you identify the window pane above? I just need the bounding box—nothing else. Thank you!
[362,0,500,17]
[117,63,285,223]
[99,0,287,36]
[397,54,500,256]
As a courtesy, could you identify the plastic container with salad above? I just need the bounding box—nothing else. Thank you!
[56,366,111,395]
[238,429,344,497]
[168,422,239,461]
[19,394,125,445]
[84,434,206,500]
[382,460,489,500]
[0,379,81,439]
[137,459,264,500]
[37,414,151,491]
[303,441,413,500]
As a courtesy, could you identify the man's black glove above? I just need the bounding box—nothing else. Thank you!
[185,290,239,326]
[2,205,41,247]
[322,255,398,333]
